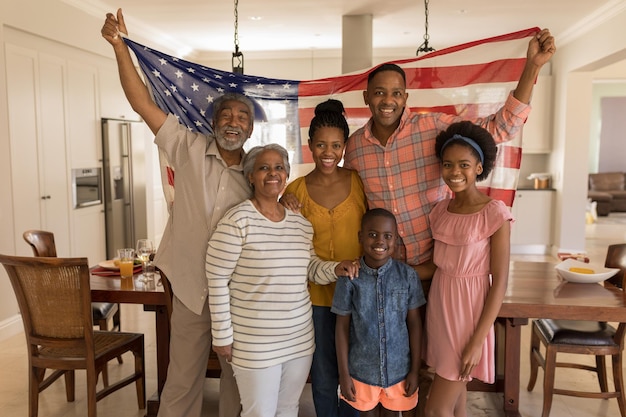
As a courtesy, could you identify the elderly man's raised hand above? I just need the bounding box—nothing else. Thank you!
[527,28,556,68]
[101,8,128,47]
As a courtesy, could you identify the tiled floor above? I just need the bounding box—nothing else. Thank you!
[1,213,625,417]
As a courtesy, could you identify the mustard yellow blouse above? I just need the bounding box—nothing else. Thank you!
[285,170,367,306]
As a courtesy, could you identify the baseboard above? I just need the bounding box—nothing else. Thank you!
[0,314,23,342]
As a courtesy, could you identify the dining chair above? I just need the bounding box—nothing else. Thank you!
[0,254,145,417]
[605,243,626,288]
[157,267,222,378]
[526,244,626,417]
[23,229,123,386]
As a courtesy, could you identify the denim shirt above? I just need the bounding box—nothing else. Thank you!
[331,257,426,387]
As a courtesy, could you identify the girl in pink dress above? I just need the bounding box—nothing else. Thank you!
[424,121,513,417]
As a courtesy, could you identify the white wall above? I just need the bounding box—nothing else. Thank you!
[589,81,626,172]
[549,6,626,255]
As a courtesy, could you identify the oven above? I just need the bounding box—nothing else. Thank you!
[72,168,103,208]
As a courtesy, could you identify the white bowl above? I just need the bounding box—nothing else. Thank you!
[555,259,619,284]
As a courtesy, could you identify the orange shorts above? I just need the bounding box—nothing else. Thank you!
[341,378,418,412]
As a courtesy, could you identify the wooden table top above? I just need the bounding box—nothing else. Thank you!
[90,272,166,305]
[500,261,626,322]
[89,261,626,322]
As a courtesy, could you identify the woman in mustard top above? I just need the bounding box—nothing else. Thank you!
[282,99,366,417]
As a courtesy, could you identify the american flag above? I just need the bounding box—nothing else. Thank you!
[124,27,537,208]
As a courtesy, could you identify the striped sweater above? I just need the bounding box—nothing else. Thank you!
[206,200,319,369]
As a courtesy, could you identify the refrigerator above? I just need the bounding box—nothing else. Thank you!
[101,118,148,260]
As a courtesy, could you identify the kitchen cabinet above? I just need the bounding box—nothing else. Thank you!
[4,28,162,266]
[67,61,102,169]
[511,190,554,254]
[99,62,141,121]
[522,75,553,153]
[5,37,108,262]
[5,45,72,256]
[73,205,107,266]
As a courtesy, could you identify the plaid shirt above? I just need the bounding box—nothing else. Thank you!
[344,92,530,266]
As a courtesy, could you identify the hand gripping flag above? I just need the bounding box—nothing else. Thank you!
[124,27,538,210]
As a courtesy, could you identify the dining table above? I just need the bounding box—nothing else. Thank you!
[467,261,626,417]
[90,268,169,417]
[89,261,626,417]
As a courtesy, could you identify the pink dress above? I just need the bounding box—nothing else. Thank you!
[424,198,513,383]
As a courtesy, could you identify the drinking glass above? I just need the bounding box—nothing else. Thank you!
[136,239,155,283]
[117,248,135,279]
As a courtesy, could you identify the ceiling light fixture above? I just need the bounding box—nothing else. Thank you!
[416,0,436,56]
[232,0,244,74]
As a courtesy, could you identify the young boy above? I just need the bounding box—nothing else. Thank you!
[332,208,426,417]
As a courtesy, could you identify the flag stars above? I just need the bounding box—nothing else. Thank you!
[200,109,207,116]
[159,58,168,66]
[170,85,178,93]
[283,83,291,89]
[185,97,193,104]
[229,82,238,88]
[214,74,223,80]
[175,70,184,79]
[194,120,203,127]
[217,87,225,93]
[191,83,200,91]
[256,84,264,89]
[206,95,214,103]
[164,90,172,97]
[187,67,196,73]
[152,69,161,78]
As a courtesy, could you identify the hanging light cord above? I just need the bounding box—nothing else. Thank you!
[233,0,240,55]
[416,0,436,55]
[232,0,244,73]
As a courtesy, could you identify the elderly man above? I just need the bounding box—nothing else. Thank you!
[102,8,254,417]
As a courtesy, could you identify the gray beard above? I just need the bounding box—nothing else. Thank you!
[216,135,245,151]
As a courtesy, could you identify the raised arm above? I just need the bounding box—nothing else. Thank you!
[513,28,556,104]
[101,8,167,134]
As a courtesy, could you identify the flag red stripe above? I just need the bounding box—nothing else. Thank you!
[167,166,175,187]
[298,58,526,97]
[499,145,523,168]
[403,59,526,89]
[476,188,517,207]
[389,27,539,65]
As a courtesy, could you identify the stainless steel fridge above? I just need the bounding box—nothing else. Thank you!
[101,118,148,260]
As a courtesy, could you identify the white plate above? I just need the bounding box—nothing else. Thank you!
[554,259,619,284]
[98,260,119,270]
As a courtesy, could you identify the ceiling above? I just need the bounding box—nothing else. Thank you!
[68,0,618,58]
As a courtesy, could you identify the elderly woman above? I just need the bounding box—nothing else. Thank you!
[206,144,356,417]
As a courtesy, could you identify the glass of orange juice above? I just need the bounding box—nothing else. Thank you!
[117,248,135,279]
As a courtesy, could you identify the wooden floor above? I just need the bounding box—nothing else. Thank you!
[1,213,625,417]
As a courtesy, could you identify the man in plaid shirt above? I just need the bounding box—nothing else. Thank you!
[344,28,556,292]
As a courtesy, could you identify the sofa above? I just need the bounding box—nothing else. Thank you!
[588,172,626,216]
